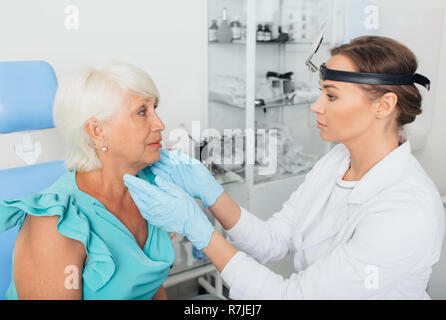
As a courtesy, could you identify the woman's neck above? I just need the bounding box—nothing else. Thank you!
[76,162,143,206]
[342,131,400,181]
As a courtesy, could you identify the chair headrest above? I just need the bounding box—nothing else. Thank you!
[0,61,58,134]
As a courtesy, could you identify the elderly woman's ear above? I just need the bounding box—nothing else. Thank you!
[84,117,107,151]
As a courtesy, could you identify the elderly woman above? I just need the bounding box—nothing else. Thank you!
[0,62,174,299]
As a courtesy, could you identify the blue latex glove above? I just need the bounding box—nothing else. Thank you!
[151,148,224,208]
[123,173,215,250]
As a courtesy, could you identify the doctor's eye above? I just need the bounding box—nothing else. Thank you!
[326,94,336,102]
[137,108,146,116]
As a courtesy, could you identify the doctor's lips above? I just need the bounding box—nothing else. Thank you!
[317,120,327,128]
[147,138,162,148]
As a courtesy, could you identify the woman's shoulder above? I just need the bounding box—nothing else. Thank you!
[385,152,443,211]
[366,157,444,240]
[12,212,85,299]
[1,169,116,293]
[17,213,87,263]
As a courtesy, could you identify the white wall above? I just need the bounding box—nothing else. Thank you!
[370,0,446,300]
[0,0,206,169]
[412,7,446,197]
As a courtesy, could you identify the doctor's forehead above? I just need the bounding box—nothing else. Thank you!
[320,55,360,91]
[319,80,340,91]
[325,54,357,72]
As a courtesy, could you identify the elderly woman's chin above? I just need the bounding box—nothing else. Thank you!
[142,145,162,165]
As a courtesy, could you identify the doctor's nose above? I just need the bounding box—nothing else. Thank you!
[310,96,325,115]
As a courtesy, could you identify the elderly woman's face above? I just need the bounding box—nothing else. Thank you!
[100,92,164,168]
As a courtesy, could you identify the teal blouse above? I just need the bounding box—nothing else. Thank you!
[0,166,175,300]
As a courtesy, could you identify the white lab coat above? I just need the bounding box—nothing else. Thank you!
[220,138,445,300]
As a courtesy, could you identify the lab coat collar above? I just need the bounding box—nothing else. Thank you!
[298,135,412,251]
[346,137,412,205]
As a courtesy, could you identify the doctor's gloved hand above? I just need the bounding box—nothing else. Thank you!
[151,148,224,208]
[123,173,215,250]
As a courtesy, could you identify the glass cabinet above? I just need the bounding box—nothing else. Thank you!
[205,0,344,191]
[203,0,345,279]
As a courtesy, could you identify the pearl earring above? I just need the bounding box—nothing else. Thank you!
[101,146,108,152]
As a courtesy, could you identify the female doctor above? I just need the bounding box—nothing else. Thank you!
[124,36,445,300]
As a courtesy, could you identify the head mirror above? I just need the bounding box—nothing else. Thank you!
[305,23,326,72]
[303,24,431,91]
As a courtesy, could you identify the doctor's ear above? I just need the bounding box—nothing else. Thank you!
[376,92,399,117]
[84,118,107,147]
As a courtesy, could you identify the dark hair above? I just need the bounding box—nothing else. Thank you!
[330,36,422,127]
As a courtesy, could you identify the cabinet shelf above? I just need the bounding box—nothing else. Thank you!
[257,99,316,109]
[254,170,308,186]
[210,166,310,187]
[207,152,319,187]
[209,40,330,46]
[209,99,316,110]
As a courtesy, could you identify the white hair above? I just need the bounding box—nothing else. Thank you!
[53,61,160,172]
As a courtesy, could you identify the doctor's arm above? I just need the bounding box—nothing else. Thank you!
[208,192,241,230]
[207,174,311,265]
[216,203,434,299]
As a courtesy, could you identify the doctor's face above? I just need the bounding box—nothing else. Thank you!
[97,92,165,169]
[310,54,379,144]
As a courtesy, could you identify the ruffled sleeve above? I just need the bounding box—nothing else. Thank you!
[0,192,115,292]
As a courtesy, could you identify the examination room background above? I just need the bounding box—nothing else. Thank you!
[0,0,445,299]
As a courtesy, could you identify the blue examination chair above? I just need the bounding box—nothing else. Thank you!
[0,61,66,299]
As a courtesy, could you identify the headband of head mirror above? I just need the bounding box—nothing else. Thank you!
[319,63,431,91]
[306,25,431,91]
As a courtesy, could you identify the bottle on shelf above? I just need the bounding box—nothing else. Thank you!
[264,24,272,42]
[209,19,218,42]
[256,24,265,42]
[216,7,232,43]
[277,26,290,43]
